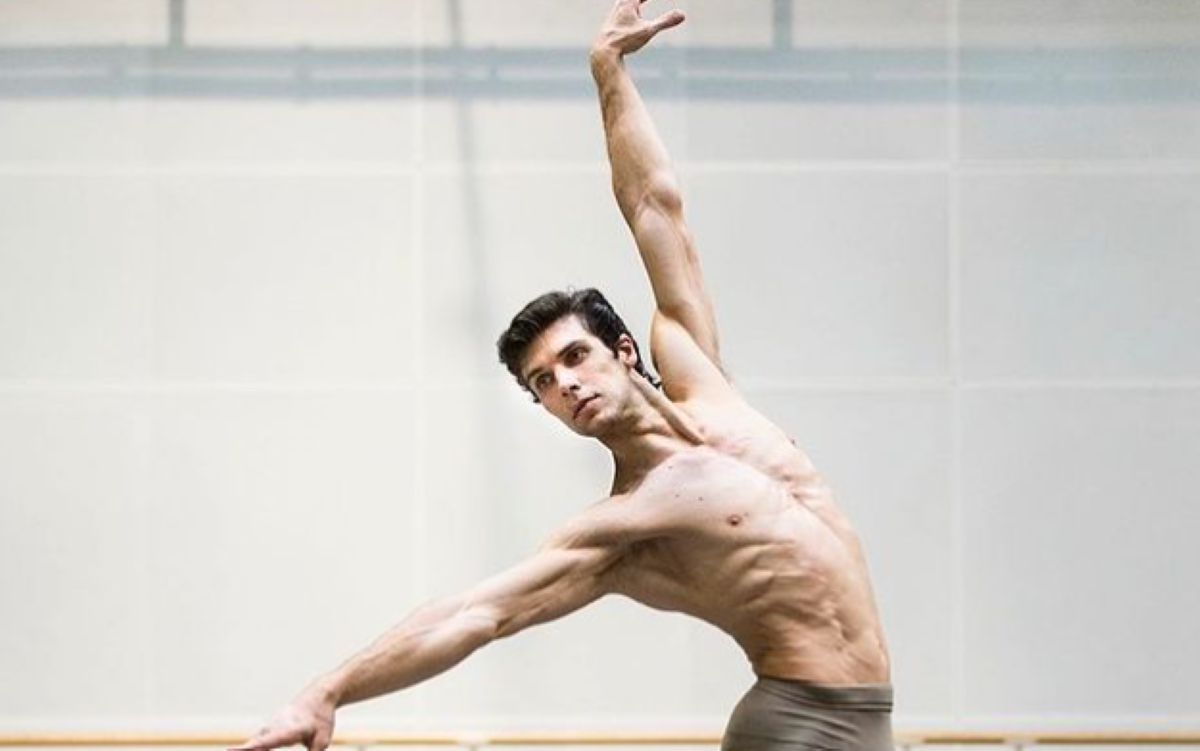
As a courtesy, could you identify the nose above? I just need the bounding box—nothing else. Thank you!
[556,365,581,395]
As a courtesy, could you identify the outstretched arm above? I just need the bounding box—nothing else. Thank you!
[592,0,734,403]
[231,513,626,751]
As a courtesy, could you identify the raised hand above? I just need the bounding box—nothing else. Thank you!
[594,0,685,58]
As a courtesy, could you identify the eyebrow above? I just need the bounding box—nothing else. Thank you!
[523,339,588,385]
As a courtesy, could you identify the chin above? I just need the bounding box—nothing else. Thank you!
[570,412,605,438]
[571,419,600,438]
[585,415,625,441]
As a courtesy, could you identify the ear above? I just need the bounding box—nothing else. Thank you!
[615,334,639,369]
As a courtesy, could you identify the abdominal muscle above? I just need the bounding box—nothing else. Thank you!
[609,446,892,686]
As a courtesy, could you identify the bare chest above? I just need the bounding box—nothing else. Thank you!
[611,448,851,617]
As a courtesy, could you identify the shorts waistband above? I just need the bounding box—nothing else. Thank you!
[754,676,895,712]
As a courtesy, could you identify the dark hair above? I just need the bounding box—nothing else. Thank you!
[496,288,661,401]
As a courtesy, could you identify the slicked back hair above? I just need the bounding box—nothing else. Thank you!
[496,288,661,401]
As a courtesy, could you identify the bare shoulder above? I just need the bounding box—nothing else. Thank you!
[671,395,832,508]
[542,494,639,551]
[547,398,824,554]
[673,395,798,459]
[542,484,691,555]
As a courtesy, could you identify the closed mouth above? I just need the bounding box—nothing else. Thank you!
[574,396,597,419]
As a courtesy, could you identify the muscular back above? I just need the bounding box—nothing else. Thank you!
[606,398,892,686]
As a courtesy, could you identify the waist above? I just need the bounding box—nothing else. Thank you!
[753,675,894,712]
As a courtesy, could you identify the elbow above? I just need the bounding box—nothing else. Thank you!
[650,170,683,207]
[638,172,684,217]
[491,607,534,641]
[459,600,540,644]
[617,171,683,222]
[451,604,505,651]
[466,600,545,642]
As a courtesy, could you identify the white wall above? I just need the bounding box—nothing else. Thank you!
[1,0,1199,735]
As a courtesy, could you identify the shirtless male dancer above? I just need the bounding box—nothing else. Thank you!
[232,2,892,751]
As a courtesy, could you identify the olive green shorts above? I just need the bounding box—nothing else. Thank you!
[722,677,895,751]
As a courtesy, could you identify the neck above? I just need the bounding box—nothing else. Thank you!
[598,373,705,485]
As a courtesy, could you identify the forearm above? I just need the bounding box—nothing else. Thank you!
[232,532,620,751]
[591,47,681,223]
[313,595,496,708]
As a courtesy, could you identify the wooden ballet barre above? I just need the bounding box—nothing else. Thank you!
[2,731,1200,747]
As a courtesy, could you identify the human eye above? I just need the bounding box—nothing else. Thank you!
[532,373,552,392]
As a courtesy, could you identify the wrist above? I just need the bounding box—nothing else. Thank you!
[304,674,346,708]
[589,44,622,76]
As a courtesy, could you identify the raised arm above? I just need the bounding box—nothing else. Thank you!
[591,0,735,403]
[230,502,636,751]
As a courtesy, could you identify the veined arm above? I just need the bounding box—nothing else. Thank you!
[592,0,735,403]
[320,542,617,707]
[230,500,639,751]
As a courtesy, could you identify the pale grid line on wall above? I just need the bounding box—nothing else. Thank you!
[948,0,966,723]
[411,0,431,724]
[3,380,1200,395]
[5,161,1200,178]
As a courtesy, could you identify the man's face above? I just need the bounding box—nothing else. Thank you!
[519,315,637,437]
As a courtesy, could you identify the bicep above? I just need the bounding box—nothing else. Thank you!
[462,489,693,638]
[629,192,722,369]
[465,543,617,639]
[651,311,739,405]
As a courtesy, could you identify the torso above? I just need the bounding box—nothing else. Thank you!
[607,398,892,686]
